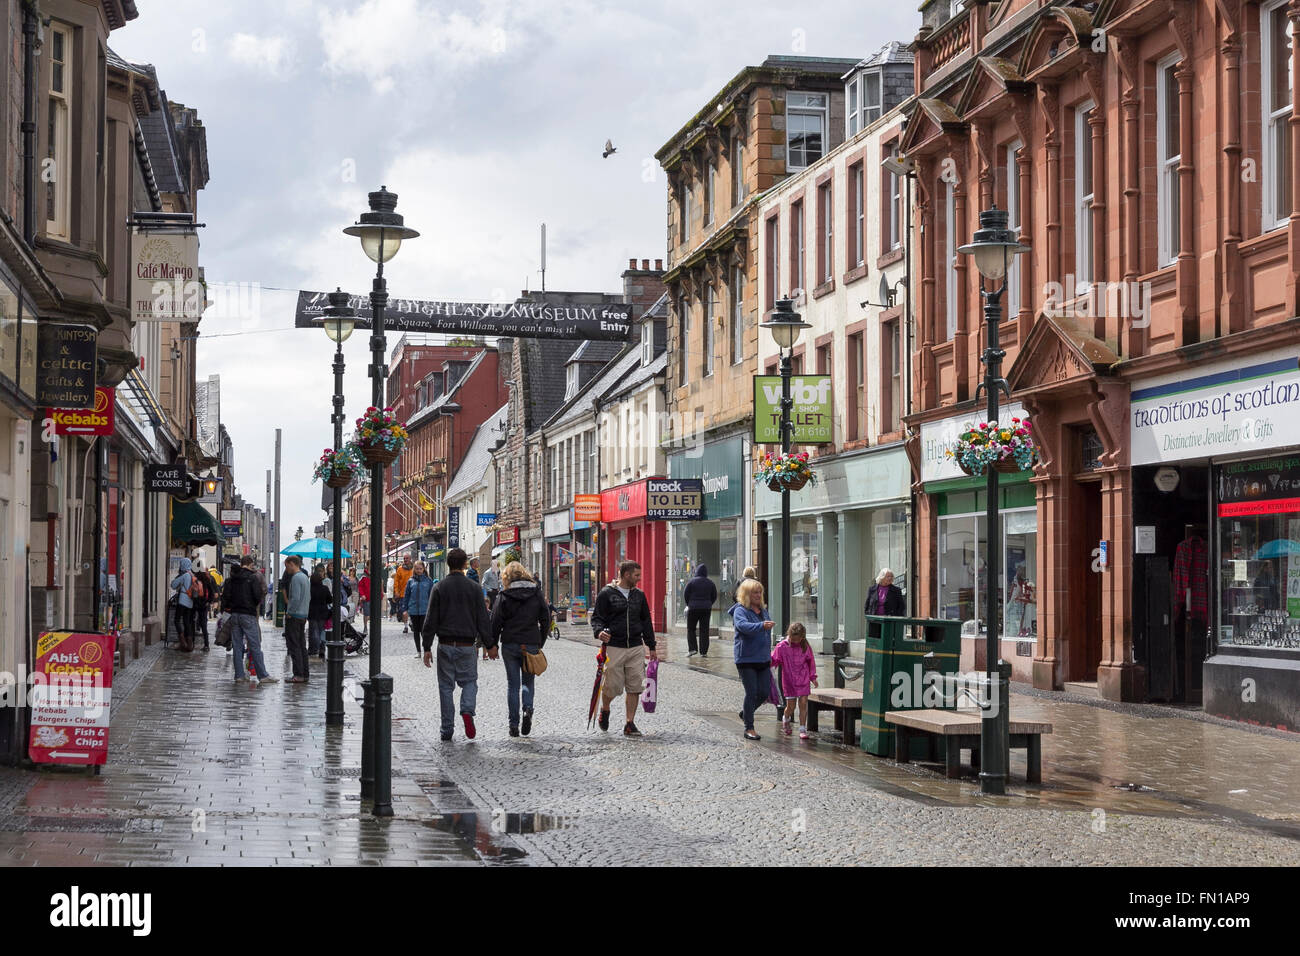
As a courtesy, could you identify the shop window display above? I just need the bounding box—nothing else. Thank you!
[1216,455,1300,649]
[937,507,1038,639]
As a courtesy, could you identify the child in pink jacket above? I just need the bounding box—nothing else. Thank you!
[771,622,818,738]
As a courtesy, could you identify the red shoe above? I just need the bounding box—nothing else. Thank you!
[462,713,476,739]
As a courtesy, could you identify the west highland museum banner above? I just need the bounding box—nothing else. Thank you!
[294,291,636,340]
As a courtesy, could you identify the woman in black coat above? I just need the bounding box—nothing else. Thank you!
[307,565,333,659]
[490,562,551,738]
[864,568,906,617]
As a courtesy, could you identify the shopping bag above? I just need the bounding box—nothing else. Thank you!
[767,666,785,708]
[214,613,234,649]
[641,658,659,713]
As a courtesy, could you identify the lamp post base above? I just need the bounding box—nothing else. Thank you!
[325,638,346,726]
[359,679,375,800]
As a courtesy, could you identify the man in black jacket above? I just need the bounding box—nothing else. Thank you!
[222,555,277,684]
[422,547,492,741]
[682,563,718,658]
[591,560,656,737]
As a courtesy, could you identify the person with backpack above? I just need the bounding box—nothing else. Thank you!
[191,560,214,652]
[170,557,198,652]
[490,561,550,737]
[404,561,435,656]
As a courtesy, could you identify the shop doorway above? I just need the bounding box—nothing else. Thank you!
[1131,464,1210,703]
[1069,478,1104,681]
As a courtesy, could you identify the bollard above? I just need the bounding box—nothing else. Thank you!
[359,679,374,800]
[325,637,345,727]
[371,673,394,818]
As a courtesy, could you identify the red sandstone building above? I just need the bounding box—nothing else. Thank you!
[903,0,1300,729]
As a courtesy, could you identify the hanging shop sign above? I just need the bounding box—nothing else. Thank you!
[601,480,648,522]
[448,506,460,548]
[1131,352,1300,466]
[921,403,1028,483]
[295,291,635,341]
[145,463,191,494]
[36,323,97,408]
[476,512,497,526]
[28,631,114,766]
[48,386,115,436]
[220,509,242,526]
[573,494,602,523]
[753,375,833,444]
[543,510,570,539]
[495,525,519,546]
[132,232,202,322]
[647,478,703,521]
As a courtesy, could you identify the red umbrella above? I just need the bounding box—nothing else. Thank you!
[586,646,608,729]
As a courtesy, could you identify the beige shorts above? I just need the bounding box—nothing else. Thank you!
[603,644,646,697]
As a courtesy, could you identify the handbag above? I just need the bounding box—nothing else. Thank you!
[521,645,548,676]
[214,613,233,649]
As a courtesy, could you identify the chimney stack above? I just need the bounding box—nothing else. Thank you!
[654,258,663,271]
[628,258,637,269]
[641,258,650,271]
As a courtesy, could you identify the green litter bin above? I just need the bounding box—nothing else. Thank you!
[860,616,962,757]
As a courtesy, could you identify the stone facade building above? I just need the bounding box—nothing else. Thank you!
[656,55,857,635]
[903,0,1300,728]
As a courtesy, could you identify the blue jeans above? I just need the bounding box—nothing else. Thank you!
[501,643,537,727]
[308,619,325,655]
[437,644,479,733]
[737,663,771,731]
[230,613,269,680]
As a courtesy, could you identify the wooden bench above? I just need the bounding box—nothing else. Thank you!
[806,688,863,745]
[884,709,1052,782]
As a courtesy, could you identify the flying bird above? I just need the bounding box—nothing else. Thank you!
[603,139,617,158]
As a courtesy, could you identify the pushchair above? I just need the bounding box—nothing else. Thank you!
[343,618,367,656]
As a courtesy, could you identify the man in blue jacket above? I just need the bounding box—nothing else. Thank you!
[284,556,311,683]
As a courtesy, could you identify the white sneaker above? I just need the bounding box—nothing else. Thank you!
[259,676,279,685]
[687,650,697,658]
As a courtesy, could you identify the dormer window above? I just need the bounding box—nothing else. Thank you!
[565,363,579,399]
[640,321,653,367]
[845,70,882,137]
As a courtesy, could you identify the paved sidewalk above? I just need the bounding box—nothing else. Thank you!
[383,619,1300,865]
[0,624,515,866]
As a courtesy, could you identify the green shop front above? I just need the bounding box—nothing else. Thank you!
[667,435,748,636]
[919,403,1040,682]
[756,443,911,652]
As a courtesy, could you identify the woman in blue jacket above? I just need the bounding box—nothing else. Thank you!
[404,561,435,656]
[729,578,776,740]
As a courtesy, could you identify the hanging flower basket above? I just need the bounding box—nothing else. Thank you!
[312,445,361,487]
[946,417,1038,477]
[354,406,408,467]
[754,451,816,492]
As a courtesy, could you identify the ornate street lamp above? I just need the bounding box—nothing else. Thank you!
[317,289,354,728]
[344,187,419,818]
[760,298,810,638]
[957,206,1028,796]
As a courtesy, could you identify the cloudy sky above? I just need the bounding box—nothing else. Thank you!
[110,0,916,554]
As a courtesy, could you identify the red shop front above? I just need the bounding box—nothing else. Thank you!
[600,479,667,633]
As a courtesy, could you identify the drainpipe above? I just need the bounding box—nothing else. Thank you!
[21,1,38,245]
[905,170,918,618]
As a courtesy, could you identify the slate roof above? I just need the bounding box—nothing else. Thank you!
[138,107,185,194]
[445,402,509,502]
[565,339,624,366]
[849,41,915,73]
[520,338,584,430]
[543,345,640,430]
[597,351,667,408]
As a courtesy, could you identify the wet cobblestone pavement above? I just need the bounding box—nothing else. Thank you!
[0,625,513,866]
[2,618,1299,865]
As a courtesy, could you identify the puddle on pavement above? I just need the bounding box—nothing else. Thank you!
[419,811,573,862]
